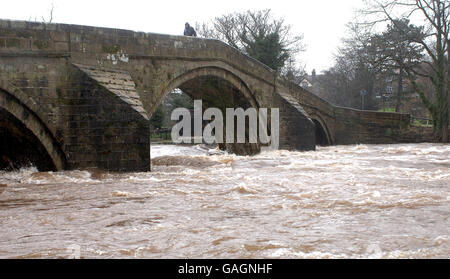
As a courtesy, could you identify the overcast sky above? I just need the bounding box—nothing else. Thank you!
[0,0,365,73]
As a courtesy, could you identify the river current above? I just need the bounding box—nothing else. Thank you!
[0,143,449,258]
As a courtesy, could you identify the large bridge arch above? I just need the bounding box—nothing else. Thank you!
[0,88,66,171]
[154,66,261,114]
[153,65,264,155]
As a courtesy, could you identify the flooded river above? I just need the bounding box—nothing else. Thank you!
[0,143,449,259]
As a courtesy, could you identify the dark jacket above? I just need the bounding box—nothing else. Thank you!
[184,26,197,37]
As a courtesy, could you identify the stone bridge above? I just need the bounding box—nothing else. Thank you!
[0,20,413,171]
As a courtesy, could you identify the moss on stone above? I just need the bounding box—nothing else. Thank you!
[6,38,20,48]
[102,45,121,53]
[33,40,49,49]
[385,128,393,137]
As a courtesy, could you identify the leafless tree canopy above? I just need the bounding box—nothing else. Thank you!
[356,0,449,141]
[196,9,305,77]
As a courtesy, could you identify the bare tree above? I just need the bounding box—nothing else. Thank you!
[360,0,449,142]
[42,3,54,24]
[316,23,382,110]
[28,3,54,24]
[282,57,307,85]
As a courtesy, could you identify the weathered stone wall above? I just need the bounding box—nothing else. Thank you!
[0,19,316,158]
[0,53,70,170]
[279,78,414,145]
[396,126,449,143]
[0,21,150,171]
[333,107,411,144]
[61,65,149,171]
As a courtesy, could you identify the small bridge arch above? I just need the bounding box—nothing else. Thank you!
[309,113,332,146]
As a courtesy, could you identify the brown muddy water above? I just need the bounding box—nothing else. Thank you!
[0,143,449,259]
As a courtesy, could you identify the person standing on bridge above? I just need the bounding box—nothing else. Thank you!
[184,23,197,37]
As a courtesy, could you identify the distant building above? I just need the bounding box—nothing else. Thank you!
[300,69,320,89]
[300,79,313,88]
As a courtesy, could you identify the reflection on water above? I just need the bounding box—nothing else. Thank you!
[0,143,449,259]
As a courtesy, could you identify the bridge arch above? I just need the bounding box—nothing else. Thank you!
[156,66,260,114]
[0,88,66,171]
[154,66,262,155]
[309,113,332,146]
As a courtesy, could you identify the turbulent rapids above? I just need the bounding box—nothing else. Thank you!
[0,143,449,259]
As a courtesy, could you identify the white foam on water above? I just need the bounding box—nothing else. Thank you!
[1,143,449,259]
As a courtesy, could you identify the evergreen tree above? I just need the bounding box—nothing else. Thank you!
[150,105,165,130]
